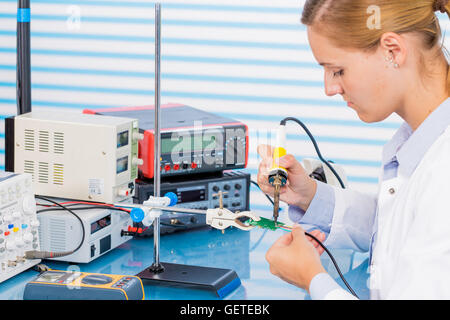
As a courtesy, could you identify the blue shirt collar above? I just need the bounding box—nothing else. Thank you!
[382,98,450,177]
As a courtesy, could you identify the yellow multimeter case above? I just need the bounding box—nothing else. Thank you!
[23,270,145,300]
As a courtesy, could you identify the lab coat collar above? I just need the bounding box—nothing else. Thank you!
[382,98,450,177]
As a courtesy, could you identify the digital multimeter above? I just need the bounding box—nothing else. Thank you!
[23,270,145,300]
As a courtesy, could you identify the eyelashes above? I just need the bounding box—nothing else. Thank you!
[333,69,344,78]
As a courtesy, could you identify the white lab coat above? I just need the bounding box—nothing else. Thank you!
[324,125,450,299]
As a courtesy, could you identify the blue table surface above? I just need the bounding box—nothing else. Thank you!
[0,215,370,300]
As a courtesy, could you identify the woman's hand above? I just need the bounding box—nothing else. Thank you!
[265,225,327,292]
[307,229,326,255]
[256,144,317,211]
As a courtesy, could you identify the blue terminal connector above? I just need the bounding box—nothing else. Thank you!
[130,208,145,223]
[129,192,177,223]
[163,192,177,206]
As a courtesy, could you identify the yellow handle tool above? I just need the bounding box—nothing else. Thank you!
[268,125,288,225]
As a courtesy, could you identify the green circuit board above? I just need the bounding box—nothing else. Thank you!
[246,216,285,231]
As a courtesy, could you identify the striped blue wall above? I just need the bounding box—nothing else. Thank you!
[1,0,448,213]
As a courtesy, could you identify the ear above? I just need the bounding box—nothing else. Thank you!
[379,32,407,67]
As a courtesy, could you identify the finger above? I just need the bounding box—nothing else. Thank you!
[307,230,322,248]
[309,230,326,244]
[257,144,274,161]
[257,172,273,195]
[307,230,326,255]
[278,154,306,175]
[272,232,293,248]
[258,158,271,176]
[291,224,307,241]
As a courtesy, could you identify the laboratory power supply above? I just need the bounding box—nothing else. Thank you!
[0,172,41,283]
[5,111,143,203]
[133,171,250,236]
[83,104,249,179]
[36,203,133,263]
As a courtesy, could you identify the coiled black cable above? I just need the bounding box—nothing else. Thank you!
[280,117,346,189]
[304,231,359,298]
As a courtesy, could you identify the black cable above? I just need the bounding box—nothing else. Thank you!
[304,231,359,298]
[37,205,130,214]
[28,195,86,259]
[250,180,274,205]
[280,117,346,189]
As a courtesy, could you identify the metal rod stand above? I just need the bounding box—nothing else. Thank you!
[148,2,164,274]
[136,3,241,298]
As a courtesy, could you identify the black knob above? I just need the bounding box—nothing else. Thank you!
[224,184,230,191]
[234,184,242,190]
[212,186,220,192]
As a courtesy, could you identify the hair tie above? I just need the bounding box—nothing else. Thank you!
[434,0,449,13]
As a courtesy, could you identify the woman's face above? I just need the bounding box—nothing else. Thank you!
[307,27,404,123]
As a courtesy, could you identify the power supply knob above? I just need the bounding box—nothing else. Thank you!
[30,220,40,228]
[8,187,15,201]
[133,132,144,141]
[0,191,6,204]
[132,158,144,166]
[23,233,33,244]
[15,238,24,248]
[12,211,21,219]
[5,240,15,251]
[3,214,13,224]
[22,194,37,215]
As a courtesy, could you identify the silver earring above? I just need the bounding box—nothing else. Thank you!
[385,55,399,68]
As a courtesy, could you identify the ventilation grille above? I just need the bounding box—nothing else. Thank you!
[48,218,66,252]
[38,162,49,184]
[53,163,64,185]
[24,160,35,182]
[23,129,65,154]
[54,132,64,154]
[38,131,49,152]
[24,129,35,151]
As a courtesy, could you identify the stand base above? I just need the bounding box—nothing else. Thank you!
[136,262,241,298]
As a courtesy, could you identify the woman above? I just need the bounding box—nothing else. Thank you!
[258,0,450,299]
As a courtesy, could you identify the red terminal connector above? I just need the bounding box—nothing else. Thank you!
[173,164,180,171]
[191,162,197,169]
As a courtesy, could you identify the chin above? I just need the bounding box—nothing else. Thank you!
[356,111,388,124]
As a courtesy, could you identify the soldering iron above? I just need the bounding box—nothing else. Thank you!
[268,117,346,225]
[268,123,288,225]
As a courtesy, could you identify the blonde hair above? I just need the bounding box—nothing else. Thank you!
[301,0,450,94]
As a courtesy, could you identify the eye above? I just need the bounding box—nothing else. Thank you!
[333,69,344,78]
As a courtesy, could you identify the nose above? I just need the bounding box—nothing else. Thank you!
[324,75,344,97]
